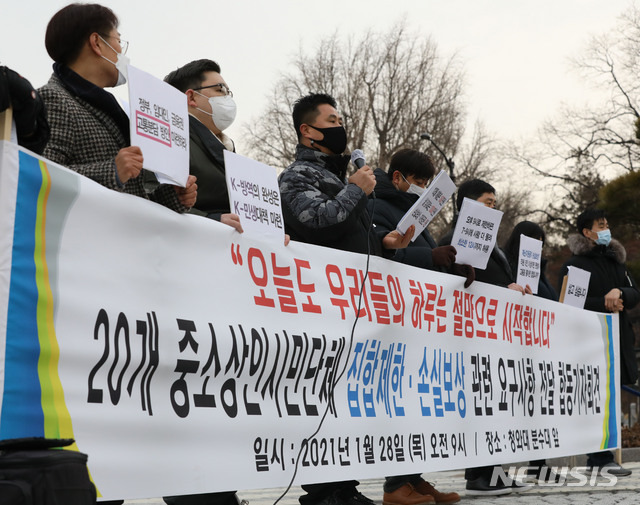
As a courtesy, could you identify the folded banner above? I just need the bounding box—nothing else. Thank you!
[0,141,620,500]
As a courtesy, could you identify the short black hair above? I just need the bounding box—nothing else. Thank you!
[164,59,221,92]
[388,149,436,181]
[456,179,496,210]
[577,208,606,234]
[292,93,337,140]
[504,221,546,261]
[45,3,119,66]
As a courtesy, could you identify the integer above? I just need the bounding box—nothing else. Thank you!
[107,312,131,404]
[87,309,131,405]
[87,309,110,403]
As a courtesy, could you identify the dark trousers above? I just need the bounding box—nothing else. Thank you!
[383,474,422,493]
[164,491,238,505]
[464,465,495,481]
[300,481,359,504]
[586,450,614,467]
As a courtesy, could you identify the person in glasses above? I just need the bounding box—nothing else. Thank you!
[39,3,196,211]
[164,59,243,232]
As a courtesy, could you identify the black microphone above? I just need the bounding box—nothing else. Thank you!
[350,149,366,169]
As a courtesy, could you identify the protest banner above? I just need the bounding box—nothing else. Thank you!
[516,235,543,294]
[396,170,456,240]
[127,65,189,187]
[560,266,591,309]
[451,198,503,269]
[224,150,285,243]
[0,141,621,500]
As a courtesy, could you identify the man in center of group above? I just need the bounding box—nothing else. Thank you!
[370,148,468,504]
[278,93,414,505]
[438,178,532,496]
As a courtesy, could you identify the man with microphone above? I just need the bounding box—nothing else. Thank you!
[278,93,414,505]
[279,93,414,256]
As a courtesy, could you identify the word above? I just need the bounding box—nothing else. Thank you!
[490,466,616,488]
[502,303,555,348]
[229,178,281,206]
[452,290,498,340]
[252,432,467,472]
[485,427,560,455]
[86,310,348,419]
[87,309,159,415]
[233,202,283,228]
[470,354,601,418]
[169,321,346,419]
[347,340,406,418]
[416,348,466,418]
[135,99,187,149]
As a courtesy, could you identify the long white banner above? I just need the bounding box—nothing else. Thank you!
[0,141,620,500]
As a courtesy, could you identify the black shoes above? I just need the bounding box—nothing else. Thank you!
[349,489,376,505]
[592,462,632,477]
[301,486,376,505]
[464,476,512,496]
[465,474,533,496]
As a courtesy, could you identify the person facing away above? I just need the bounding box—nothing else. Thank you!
[278,92,413,505]
[38,3,196,211]
[163,58,243,233]
[559,208,639,477]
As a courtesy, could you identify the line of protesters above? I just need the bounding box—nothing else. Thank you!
[1,2,638,504]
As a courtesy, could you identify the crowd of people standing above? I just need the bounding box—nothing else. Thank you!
[1,2,638,505]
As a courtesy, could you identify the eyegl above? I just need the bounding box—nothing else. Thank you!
[192,83,233,97]
[99,34,129,55]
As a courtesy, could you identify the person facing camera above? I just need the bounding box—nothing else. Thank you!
[559,208,639,477]
[370,149,464,504]
[164,58,243,233]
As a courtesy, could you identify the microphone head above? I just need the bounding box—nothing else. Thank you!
[350,149,365,163]
[420,132,432,140]
[350,149,366,168]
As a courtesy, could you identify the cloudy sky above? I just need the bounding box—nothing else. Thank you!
[1,0,633,151]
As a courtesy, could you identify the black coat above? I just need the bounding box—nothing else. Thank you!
[560,234,640,385]
[367,169,445,271]
[187,115,236,220]
[505,253,558,302]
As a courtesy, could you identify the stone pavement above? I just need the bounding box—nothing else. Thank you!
[125,453,640,505]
